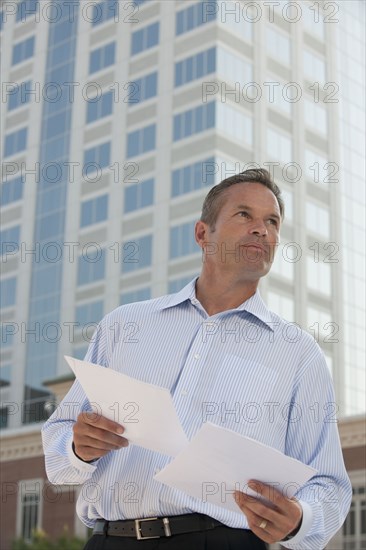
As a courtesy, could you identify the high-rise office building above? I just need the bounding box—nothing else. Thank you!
[0,1,365,548]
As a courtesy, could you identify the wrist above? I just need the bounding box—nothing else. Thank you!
[72,441,98,464]
[281,514,303,542]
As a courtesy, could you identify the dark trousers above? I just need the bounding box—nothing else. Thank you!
[83,526,268,549]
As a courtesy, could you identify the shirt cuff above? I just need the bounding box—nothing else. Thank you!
[67,435,99,473]
[280,500,313,547]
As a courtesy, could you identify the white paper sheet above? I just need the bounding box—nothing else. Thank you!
[155,422,317,513]
[65,355,189,457]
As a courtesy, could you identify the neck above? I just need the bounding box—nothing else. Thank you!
[195,271,259,316]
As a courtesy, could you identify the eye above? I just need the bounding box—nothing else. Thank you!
[238,211,250,218]
[268,218,278,227]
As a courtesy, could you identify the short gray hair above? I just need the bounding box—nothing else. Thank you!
[201,168,285,229]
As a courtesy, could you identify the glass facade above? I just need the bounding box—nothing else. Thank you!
[1,3,364,545]
[0,0,364,429]
[24,1,79,415]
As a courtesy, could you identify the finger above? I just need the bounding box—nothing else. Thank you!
[235,490,302,542]
[79,412,125,434]
[234,491,277,524]
[76,435,128,451]
[80,424,128,447]
[247,480,287,507]
[234,495,282,545]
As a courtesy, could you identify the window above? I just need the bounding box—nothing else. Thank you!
[266,27,291,65]
[126,124,156,158]
[75,300,103,326]
[124,178,154,212]
[86,91,114,123]
[91,0,118,26]
[304,149,329,186]
[17,480,42,539]
[303,4,324,39]
[216,103,253,145]
[1,176,24,206]
[83,142,111,174]
[267,292,295,322]
[131,22,159,55]
[267,127,292,164]
[1,324,14,348]
[176,1,217,35]
[53,20,75,45]
[0,363,11,385]
[306,201,330,238]
[172,157,215,197]
[307,256,332,296]
[217,47,252,85]
[173,102,215,141]
[216,1,252,42]
[324,354,333,377]
[77,249,106,285]
[0,226,20,256]
[4,128,27,157]
[170,221,199,259]
[16,0,38,22]
[307,306,332,337]
[303,50,326,82]
[270,242,294,281]
[175,48,216,87]
[304,98,327,135]
[281,189,293,221]
[127,72,158,105]
[89,42,116,73]
[169,275,197,293]
[120,287,151,304]
[12,37,35,65]
[342,484,366,548]
[7,81,32,111]
[0,277,17,309]
[80,195,108,227]
[122,235,152,273]
[265,75,292,116]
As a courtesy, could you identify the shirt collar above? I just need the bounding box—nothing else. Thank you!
[158,277,274,331]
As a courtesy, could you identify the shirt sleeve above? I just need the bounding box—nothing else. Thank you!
[280,337,352,549]
[41,319,109,485]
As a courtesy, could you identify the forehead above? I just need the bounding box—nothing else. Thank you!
[220,182,281,213]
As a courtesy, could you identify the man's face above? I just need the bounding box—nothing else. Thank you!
[196,182,281,281]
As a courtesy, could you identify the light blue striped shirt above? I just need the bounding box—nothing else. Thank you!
[42,278,351,549]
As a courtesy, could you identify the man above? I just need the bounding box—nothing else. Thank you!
[42,169,351,549]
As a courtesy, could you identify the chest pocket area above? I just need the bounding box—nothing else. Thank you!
[205,353,279,434]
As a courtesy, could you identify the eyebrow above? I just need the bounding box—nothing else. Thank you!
[235,204,281,221]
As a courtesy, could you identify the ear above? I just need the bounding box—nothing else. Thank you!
[195,220,208,248]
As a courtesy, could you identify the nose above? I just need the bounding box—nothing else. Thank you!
[249,219,268,237]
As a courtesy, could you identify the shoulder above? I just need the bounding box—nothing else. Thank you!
[268,310,328,376]
[100,294,173,326]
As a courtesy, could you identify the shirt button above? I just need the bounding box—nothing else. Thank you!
[194,353,200,359]
[154,469,160,475]
[181,390,188,396]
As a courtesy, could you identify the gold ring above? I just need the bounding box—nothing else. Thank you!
[259,520,267,530]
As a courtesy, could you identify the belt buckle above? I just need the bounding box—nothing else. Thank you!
[135,517,160,540]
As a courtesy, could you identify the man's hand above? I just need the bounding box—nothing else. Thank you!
[234,480,303,544]
[73,411,129,462]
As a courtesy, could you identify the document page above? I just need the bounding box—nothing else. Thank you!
[65,355,189,457]
[155,422,317,513]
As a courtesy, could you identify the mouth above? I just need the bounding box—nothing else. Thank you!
[242,243,267,253]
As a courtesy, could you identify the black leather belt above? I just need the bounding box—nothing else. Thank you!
[93,513,223,540]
